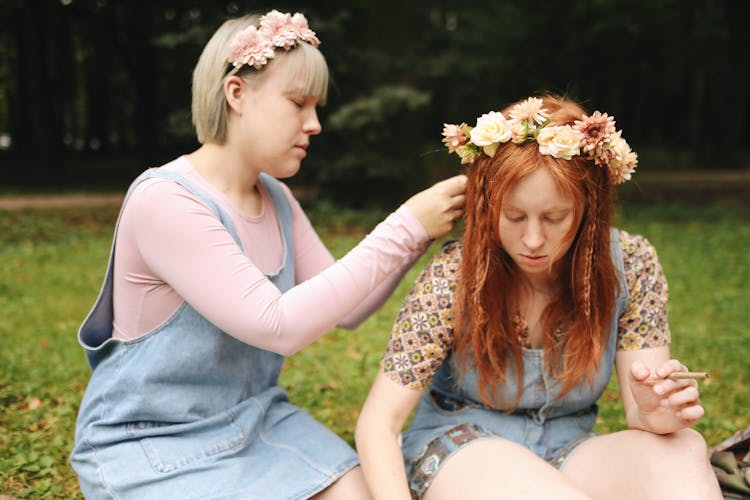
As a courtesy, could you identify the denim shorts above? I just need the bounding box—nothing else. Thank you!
[407,421,596,499]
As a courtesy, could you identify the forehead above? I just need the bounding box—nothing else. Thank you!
[502,167,573,210]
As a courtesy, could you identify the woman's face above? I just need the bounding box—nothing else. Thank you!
[231,57,322,178]
[497,166,578,282]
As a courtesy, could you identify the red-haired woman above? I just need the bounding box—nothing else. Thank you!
[355,95,722,499]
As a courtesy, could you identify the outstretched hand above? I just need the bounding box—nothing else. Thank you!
[628,359,705,434]
[404,175,467,240]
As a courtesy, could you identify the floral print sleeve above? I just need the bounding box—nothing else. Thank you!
[380,241,461,390]
[617,230,671,350]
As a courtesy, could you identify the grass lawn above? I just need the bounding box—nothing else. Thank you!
[0,197,748,498]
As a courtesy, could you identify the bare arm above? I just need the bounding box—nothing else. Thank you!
[616,347,705,434]
[355,371,422,500]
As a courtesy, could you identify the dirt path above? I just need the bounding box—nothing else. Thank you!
[0,193,124,210]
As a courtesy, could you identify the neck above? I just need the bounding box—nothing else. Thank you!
[186,143,262,216]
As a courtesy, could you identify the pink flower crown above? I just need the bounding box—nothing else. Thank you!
[441,97,638,184]
[227,10,320,70]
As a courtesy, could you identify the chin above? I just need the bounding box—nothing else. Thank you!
[270,164,301,179]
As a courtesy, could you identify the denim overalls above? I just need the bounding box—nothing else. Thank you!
[402,229,629,497]
[71,168,358,499]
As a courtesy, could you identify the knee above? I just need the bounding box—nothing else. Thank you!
[657,428,710,465]
[672,428,709,453]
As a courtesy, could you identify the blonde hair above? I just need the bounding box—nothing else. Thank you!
[191,14,329,144]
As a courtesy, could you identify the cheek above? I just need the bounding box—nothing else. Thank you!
[496,221,514,248]
[550,223,577,259]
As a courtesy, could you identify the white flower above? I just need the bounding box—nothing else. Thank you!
[608,131,633,163]
[469,111,512,157]
[607,131,638,183]
[536,125,584,160]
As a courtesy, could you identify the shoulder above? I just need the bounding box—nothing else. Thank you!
[618,229,661,274]
[429,240,462,277]
[408,239,462,293]
[124,174,216,228]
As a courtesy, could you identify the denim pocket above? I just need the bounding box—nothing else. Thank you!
[127,411,247,473]
[429,390,469,414]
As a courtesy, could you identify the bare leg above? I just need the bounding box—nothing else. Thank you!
[311,466,372,500]
[423,438,591,500]
[562,428,722,500]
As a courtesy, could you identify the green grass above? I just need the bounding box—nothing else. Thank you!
[1,201,748,498]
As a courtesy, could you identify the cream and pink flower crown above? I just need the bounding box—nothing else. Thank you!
[227,10,320,70]
[441,97,638,184]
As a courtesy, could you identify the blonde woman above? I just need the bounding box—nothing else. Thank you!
[70,10,465,498]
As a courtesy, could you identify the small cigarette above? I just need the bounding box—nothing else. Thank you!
[645,371,710,383]
[668,371,709,381]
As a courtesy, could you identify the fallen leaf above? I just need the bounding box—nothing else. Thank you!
[346,345,363,360]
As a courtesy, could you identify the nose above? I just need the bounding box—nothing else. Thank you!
[304,107,322,136]
[522,220,544,251]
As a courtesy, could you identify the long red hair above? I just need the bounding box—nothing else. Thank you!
[453,95,619,407]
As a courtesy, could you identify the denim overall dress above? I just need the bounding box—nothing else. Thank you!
[402,229,629,497]
[70,168,358,499]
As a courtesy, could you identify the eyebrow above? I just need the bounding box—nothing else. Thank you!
[502,205,572,214]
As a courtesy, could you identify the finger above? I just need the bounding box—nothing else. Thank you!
[675,404,705,422]
[630,361,651,382]
[663,386,700,408]
[447,194,466,210]
[653,378,695,396]
[655,359,685,379]
[435,175,467,195]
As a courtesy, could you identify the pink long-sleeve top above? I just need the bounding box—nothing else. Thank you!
[111,157,430,355]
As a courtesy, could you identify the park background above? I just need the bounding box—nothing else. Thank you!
[1,0,748,497]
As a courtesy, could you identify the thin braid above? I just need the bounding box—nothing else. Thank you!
[581,187,598,319]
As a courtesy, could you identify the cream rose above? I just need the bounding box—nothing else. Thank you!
[608,131,634,164]
[469,111,512,157]
[607,131,638,183]
[536,125,584,160]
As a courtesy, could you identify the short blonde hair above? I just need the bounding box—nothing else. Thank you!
[191,14,329,144]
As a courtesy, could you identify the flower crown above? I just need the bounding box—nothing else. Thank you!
[441,97,638,184]
[227,10,320,70]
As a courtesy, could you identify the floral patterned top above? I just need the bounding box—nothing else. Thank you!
[382,230,671,391]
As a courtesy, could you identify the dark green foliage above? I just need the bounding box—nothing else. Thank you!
[1,1,748,202]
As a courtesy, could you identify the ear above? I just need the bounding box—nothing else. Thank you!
[223,75,245,114]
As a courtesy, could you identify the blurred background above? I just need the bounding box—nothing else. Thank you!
[1,0,747,206]
[1,3,748,497]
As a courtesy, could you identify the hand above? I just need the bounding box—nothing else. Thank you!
[404,175,467,239]
[629,359,705,433]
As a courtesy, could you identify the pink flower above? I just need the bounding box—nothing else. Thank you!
[259,10,298,50]
[227,25,275,69]
[441,123,468,153]
[573,111,617,158]
[456,145,479,165]
[227,10,321,70]
[289,13,320,47]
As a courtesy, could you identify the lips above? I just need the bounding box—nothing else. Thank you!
[520,254,547,266]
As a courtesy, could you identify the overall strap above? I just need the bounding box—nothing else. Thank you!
[258,172,295,275]
[77,168,245,364]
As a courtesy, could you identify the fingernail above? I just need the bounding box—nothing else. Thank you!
[654,384,664,395]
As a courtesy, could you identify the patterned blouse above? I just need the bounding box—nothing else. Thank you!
[382,230,671,391]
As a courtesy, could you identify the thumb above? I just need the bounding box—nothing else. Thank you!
[629,361,651,383]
